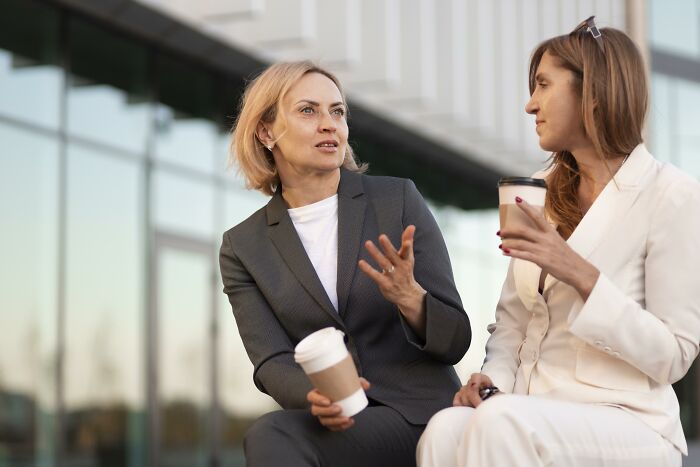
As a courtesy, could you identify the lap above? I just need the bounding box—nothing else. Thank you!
[422,395,680,467]
[247,405,424,467]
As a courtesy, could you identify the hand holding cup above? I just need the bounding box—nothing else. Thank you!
[307,378,370,431]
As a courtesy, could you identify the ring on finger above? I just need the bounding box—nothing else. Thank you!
[381,265,396,275]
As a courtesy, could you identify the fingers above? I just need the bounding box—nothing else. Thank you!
[466,385,483,408]
[308,387,365,432]
[398,225,416,260]
[378,234,402,265]
[309,397,353,430]
[515,198,550,231]
[453,387,471,407]
[307,390,340,417]
[364,240,395,273]
[358,259,389,286]
[480,374,494,387]
[360,377,371,390]
[499,225,540,242]
[500,238,537,253]
[501,248,537,263]
[307,388,330,406]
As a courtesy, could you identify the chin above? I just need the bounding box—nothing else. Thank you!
[538,138,563,153]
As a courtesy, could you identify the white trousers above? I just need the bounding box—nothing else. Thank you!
[417,394,681,467]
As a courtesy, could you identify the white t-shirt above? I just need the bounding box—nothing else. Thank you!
[287,194,339,312]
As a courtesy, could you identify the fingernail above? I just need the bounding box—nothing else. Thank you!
[515,196,522,203]
[498,244,503,250]
[496,230,501,236]
[503,247,511,254]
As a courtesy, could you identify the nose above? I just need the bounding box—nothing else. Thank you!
[319,110,337,133]
[525,94,538,115]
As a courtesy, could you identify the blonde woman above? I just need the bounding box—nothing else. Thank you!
[418,17,700,467]
[219,61,471,467]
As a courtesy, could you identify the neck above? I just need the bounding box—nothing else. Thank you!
[280,169,341,208]
[570,145,625,188]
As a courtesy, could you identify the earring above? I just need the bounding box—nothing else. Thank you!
[265,144,273,151]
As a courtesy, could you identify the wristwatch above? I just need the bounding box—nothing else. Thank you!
[478,386,500,401]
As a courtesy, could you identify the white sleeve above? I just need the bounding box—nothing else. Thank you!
[568,187,700,384]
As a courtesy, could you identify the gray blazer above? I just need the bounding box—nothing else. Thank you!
[220,168,471,425]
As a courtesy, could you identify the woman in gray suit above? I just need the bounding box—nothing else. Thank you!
[219,60,471,467]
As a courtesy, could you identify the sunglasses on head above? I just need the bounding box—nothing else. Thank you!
[572,15,604,52]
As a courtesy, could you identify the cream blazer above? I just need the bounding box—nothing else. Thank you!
[481,144,700,454]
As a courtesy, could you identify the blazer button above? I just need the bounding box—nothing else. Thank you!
[594,340,603,347]
[603,346,612,353]
[613,351,621,358]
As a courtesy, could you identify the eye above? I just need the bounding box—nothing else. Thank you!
[537,81,548,89]
[332,107,346,117]
[300,106,314,115]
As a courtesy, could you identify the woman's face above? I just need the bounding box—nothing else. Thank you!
[266,72,349,180]
[525,51,588,153]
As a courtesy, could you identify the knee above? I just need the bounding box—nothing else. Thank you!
[245,411,309,453]
[421,407,474,444]
[464,394,531,441]
[244,411,319,467]
[417,407,473,466]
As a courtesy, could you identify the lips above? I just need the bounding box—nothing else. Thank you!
[315,140,338,148]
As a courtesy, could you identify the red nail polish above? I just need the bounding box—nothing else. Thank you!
[498,244,503,249]
[496,230,501,236]
[515,196,522,203]
[503,247,511,254]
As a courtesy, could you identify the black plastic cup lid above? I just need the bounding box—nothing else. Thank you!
[498,177,547,188]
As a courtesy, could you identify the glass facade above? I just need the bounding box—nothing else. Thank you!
[1,0,698,465]
[648,0,700,441]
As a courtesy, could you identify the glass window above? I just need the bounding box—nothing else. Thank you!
[154,170,216,240]
[0,0,61,129]
[430,205,507,378]
[649,0,700,59]
[0,122,59,465]
[676,78,700,178]
[218,189,277,465]
[63,143,145,467]
[153,57,221,174]
[66,18,150,155]
[156,245,212,467]
[649,73,675,164]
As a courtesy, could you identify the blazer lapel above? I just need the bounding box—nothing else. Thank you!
[266,189,344,328]
[336,169,367,317]
[542,144,655,294]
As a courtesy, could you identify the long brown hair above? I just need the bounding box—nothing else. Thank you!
[230,61,367,196]
[529,23,648,238]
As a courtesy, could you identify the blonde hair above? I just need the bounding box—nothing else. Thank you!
[229,61,367,196]
[529,25,648,239]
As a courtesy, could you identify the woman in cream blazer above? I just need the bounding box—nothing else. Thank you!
[417,17,700,467]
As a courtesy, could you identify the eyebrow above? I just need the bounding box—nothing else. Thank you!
[295,99,345,107]
[535,73,549,81]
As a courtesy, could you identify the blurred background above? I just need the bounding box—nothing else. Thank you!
[1,0,698,465]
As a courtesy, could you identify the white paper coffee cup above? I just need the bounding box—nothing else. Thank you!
[294,327,368,417]
[498,177,547,231]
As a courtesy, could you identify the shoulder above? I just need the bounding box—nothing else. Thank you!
[360,172,412,193]
[651,161,700,211]
[357,172,421,204]
[222,203,269,248]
